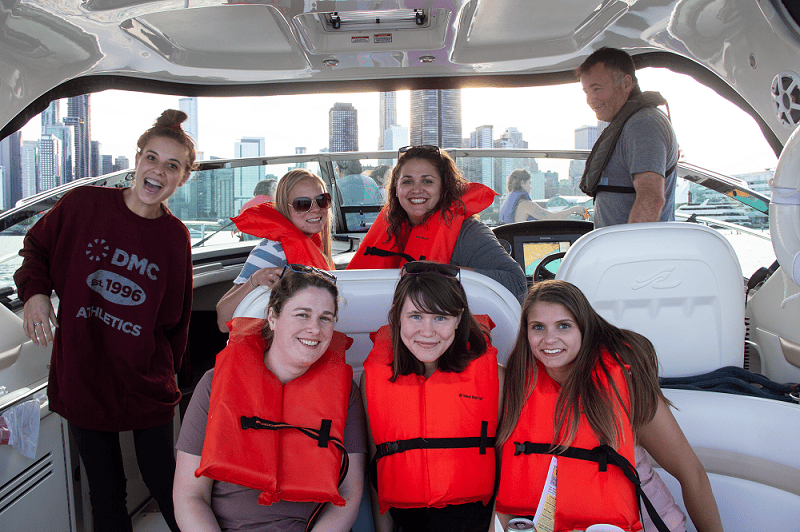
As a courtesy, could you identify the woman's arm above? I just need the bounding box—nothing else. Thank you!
[215,266,283,331]
[173,451,221,532]
[515,201,585,222]
[360,372,395,532]
[451,219,528,303]
[638,399,724,532]
[311,452,365,532]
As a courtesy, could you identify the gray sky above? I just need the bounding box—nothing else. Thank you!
[22,67,778,177]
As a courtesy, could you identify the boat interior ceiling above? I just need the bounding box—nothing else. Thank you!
[1,0,799,152]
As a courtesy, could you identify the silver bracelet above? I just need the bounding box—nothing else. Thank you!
[249,276,257,288]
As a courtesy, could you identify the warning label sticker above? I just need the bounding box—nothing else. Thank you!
[351,35,370,44]
[374,33,392,43]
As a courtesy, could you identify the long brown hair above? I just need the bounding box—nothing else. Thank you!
[387,268,487,381]
[137,109,197,173]
[383,147,467,242]
[497,280,665,451]
[274,169,333,265]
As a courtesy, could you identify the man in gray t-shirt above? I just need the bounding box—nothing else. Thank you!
[578,47,678,228]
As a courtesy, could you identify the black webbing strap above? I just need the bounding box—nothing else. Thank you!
[594,163,678,196]
[513,442,670,532]
[363,245,420,263]
[240,415,350,532]
[370,421,495,491]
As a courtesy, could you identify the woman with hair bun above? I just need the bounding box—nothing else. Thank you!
[15,109,196,532]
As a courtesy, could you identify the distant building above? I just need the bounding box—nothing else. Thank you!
[21,141,37,199]
[295,147,307,169]
[44,123,73,183]
[410,89,461,148]
[0,132,22,209]
[101,155,113,176]
[113,156,130,172]
[38,134,62,191]
[66,95,91,179]
[379,92,397,151]
[42,100,59,129]
[234,137,265,212]
[468,125,493,189]
[569,124,602,190]
[383,124,409,152]
[90,140,102,177]
[179,97,199,147]
[734,168,773,198]
[494,127,530,195]
[329,103,358,152]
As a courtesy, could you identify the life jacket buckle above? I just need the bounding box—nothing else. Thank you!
[378,441,401,457]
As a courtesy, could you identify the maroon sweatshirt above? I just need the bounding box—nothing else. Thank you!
[15,186,192,431]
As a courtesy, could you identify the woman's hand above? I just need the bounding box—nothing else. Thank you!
[23,294,57,346]
[247,266,283,290]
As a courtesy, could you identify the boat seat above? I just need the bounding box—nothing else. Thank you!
[233,268,522,374]
[556,222,746,377]
[557,222,800,531]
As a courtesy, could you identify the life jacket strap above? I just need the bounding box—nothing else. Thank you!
[512,442,670,532]
[363,245,420,263]
[593,162,677,196]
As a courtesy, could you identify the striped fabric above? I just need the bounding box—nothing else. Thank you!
[233,239,288,284]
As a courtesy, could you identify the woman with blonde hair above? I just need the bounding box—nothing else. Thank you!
[216,169,334,330]
[495,280,723,532]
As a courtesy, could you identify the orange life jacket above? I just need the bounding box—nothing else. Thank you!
[196,317,353,506]
[496,352,642,532]
[346,182,496,269]
[231,202,333,269]
[364,316,499,513]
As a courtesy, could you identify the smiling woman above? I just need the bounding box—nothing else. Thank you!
[12,109,196,532]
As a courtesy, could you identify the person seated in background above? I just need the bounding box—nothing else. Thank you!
[498,169,587,223]
[347,145,527,302]
[240,178,278,214]
[362,261,503,532]
[336,159,382,206]
[370,164,392,201]
[495,280,723,532]
[215,169,333,331]
[174,266,366,532]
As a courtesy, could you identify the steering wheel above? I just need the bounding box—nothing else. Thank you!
[532,251,566,282]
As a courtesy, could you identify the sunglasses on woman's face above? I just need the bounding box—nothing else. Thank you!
[290,193,332,213]
[400,261,461,282]
[281,263,337,282]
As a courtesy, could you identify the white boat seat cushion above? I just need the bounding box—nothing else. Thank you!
[233,268,522,375]
[556,222,745,378]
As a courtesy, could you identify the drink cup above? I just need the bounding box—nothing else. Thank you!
[507,517,536,531]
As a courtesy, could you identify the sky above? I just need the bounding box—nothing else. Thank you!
[21,67,779,178]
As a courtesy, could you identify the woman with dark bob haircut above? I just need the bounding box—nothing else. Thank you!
[495,280,723,532]
[361,261,504,532]
[348,146,527,302]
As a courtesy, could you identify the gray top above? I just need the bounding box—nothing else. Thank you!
[593,107,679,228]
[451,217,528,303]
[176,369,366,532]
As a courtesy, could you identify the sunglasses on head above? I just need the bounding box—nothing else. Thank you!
[281,263,337,282]
[290,193,332,213]
[400,261,461,282]
[397,145,441,158]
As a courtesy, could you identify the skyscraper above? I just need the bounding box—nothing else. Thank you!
[91,140,102,177]
[329,103,358,152]
[379,92,397,151]
[21,141,37,199]
[295,147,307,169]
[113,156,130,172]
[234,137,265,211]
[179,97,199,147]
[495,127,530,195]
[0,132,22,209]
[41,101,59,130]
[410,89,462,148]
[44,123,73,183]
[66,95,91,179]
[468,125,493,188]
[569,124,602,190]
[38,134,62,191]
